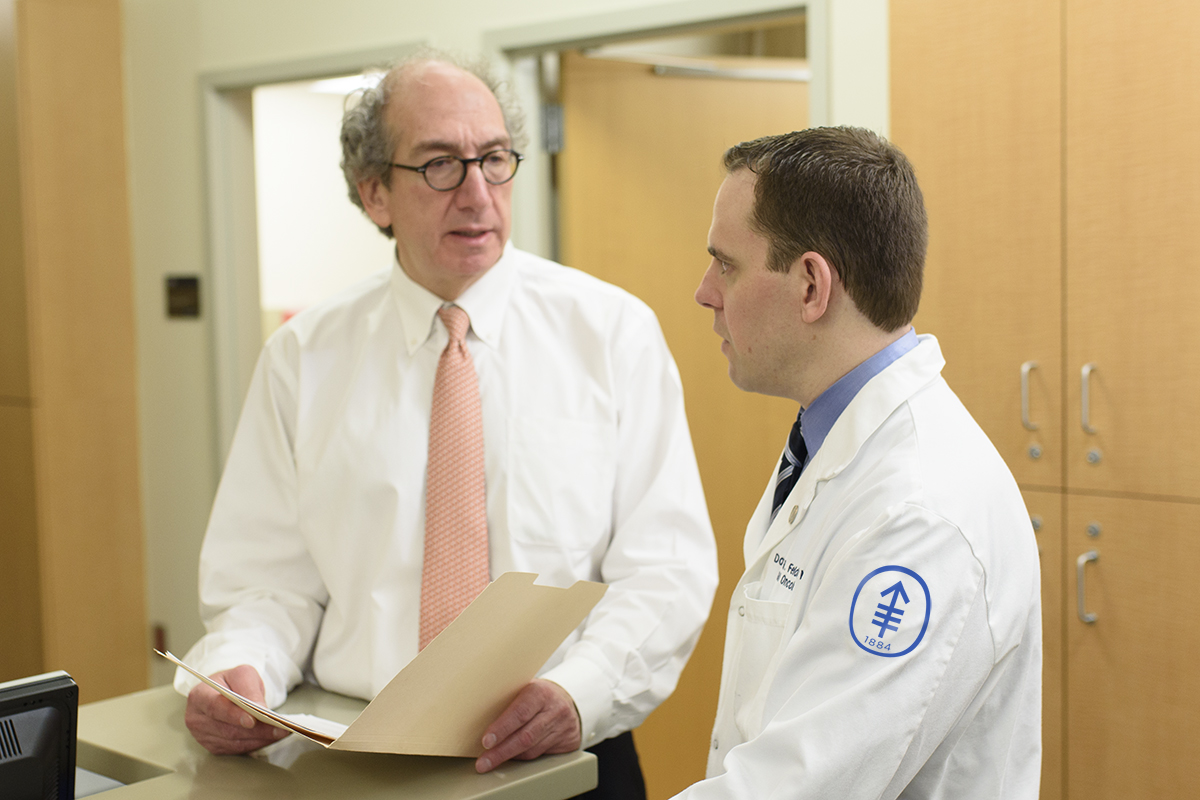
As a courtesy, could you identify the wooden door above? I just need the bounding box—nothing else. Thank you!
[1065,1,1200,499]
[891,0,1063,490]
[1065,495,1200,799]
[1025,490,1065,800]
[558,50,807,798]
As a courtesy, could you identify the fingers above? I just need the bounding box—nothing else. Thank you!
[220,664,267,705]
[475,680,581,773]
[184,666,289,755]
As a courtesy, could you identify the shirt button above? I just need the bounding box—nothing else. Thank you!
[712,738,719,750]
[738,606,745,617]
[788,506,799,524]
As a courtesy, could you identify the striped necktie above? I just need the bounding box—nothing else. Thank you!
[771,411,807,522]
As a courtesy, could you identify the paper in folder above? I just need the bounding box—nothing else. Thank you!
[159,572,607,757]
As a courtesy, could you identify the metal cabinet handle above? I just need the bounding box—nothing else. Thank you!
[1081,363,1098,434]
[1021,361,1039,431]
[1076,550,1099,623]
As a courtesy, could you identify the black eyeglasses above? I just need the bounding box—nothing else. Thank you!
[389,149,524,191]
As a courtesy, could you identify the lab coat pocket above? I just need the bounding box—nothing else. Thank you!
[507,415,617,550]
[732,581,791,739]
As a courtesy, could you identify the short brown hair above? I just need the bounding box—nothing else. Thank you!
[723,127,927,331]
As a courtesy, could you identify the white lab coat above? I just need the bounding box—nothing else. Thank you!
[677,335,1041,800]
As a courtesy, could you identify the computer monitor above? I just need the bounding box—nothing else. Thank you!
[0,671,77,800]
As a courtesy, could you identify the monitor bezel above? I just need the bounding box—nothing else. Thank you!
[0,670,78,800]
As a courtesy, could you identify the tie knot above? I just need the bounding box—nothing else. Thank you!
[438,305,470,344]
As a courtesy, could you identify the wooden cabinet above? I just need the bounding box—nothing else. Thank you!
[1064,0,1200,499]
[891,0,1063,490]
[5,0,147,701]
[894,1,1200,797]
[1065,496,1200,798]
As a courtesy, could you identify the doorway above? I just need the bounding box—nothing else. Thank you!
[549,20,809,797]
[251,74,394,343]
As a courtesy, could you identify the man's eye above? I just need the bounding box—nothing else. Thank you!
[719,261,730,275]
[426,157,457,171]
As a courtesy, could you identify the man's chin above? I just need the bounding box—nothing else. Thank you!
[726,362,749,392]
[727,363,769,397]
[442,237,502,266]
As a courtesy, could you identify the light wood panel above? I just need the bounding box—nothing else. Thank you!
[1065,1,1200,499]
[558,51,806,798]
[0,405,43,681]
[0,0,41,682]
[891,0,1063,490]
[1025,489,1064,800]
[15,0,146,701]
[1,0,29,400]
[1065,495,1200,799]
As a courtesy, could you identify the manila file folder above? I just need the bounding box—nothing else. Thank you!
[160,572,606,757]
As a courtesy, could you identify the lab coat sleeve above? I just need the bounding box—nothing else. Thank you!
[540,301,719,747]
[173,330,329,708]
[675,503,994,800]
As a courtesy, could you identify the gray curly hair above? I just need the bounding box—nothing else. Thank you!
[340,49,528,238]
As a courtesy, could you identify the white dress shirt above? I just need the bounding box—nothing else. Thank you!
[175,245,719,748]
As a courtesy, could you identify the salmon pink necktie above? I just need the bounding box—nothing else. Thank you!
[419,305,489,650]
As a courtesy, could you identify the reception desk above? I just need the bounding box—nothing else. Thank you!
[77,684,597,799]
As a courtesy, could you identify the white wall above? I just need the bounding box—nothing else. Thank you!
[121,0,886,686]
[253,79,394,338]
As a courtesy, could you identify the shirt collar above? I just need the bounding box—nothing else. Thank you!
[799,327,920,462]
[390,242,516,356]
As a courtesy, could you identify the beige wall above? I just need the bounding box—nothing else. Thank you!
[122,0,887,687]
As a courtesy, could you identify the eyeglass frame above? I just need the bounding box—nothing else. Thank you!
[389,149,525,192]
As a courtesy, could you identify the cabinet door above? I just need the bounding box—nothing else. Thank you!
[892,0,1062,488]
[1066,495,1200,799]
[1065,1,1200,498]
[1024,490,1063,800]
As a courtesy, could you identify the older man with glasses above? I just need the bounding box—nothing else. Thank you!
[174,54,718,800]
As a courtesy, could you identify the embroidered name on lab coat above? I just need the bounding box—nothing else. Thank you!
[848,566,931,657]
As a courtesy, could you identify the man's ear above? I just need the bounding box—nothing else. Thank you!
[356,177,393,229]
[796,251,835,324]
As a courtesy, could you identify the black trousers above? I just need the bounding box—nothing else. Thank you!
[572,730,647,800]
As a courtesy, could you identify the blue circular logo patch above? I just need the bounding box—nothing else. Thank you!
[848,566,931,658]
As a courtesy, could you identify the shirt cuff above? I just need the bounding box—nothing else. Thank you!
[170,635,300,709]
[539,656,613,749]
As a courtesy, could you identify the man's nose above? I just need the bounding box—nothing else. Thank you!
[454,161,491,206]
[695,263,721,309]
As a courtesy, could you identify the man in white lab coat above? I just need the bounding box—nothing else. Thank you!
[175,55,718,799]
[680,127,1041,799]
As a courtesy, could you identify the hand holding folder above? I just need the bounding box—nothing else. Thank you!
[161,572,607,757]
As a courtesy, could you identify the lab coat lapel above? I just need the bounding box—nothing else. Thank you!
[742,478,777,566]
[745,335,947,571]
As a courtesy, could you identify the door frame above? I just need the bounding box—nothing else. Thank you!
[485,0,888,317]
[484,0,887,129]
[199,42,423,464]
